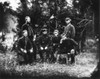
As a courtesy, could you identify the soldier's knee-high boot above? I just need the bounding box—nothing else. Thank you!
[33,43,37,61]
[24,54,29,64]
[28,53,33,64]
[71,54,75,64]
[39,51,44,62]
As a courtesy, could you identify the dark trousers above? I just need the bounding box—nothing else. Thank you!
[23,52,33,64]
[18,53,28,64]
[51,44,59,62]
[39,50,50,62]
[70,54,75,64]
[32,43,37,61]
[18,50,34,64]
[30,39,37,61]
[27,52,34,63]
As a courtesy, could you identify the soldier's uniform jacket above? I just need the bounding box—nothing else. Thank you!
[51,35,61,54]
[51,35,61,45]
[37,34,51,47]
[64,23,75,38]
[18,36,33,52]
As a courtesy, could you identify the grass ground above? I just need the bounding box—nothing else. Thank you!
[0,38,99,79]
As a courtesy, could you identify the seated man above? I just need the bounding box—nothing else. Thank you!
[51,29,61,62]
[17,30,34,64]
[36,28,52,62]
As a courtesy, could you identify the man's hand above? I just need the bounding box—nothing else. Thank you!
[30,48,33,52]
[40,46,44,50]
[24,50,27,53]
[21,48,24,52]
[33,35,36,41]
[21,48,27,53]
[60,39,63,44]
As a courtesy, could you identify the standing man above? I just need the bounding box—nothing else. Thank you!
[21,16,35,40]
[21,16,37,62]
[63,17,75,39]
[51,29,61,62]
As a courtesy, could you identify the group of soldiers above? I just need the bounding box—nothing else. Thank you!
[13,16,78,65]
